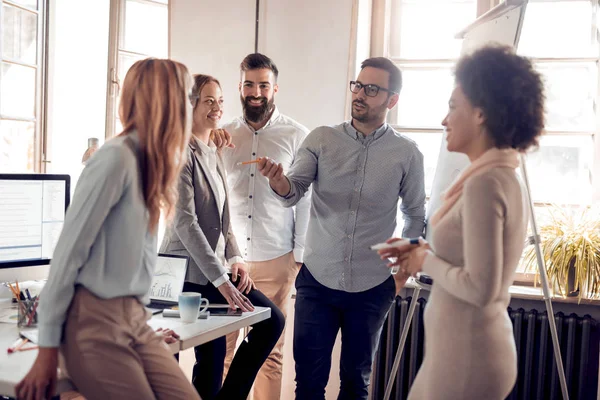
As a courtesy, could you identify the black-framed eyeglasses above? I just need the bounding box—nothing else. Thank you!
[349,81,396,97]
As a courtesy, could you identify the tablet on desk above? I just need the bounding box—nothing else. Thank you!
[206,305,243,316]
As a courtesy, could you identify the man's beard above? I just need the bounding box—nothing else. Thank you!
[351,99,386,123]
[241,95,275,123]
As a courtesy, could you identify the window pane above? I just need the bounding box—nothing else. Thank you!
[6,0,38,10]
[396,66,453,128]
[2,5,37,64]
[1,63,36,118]
[521,135,594,205]
[536,62,596,132]
[399,131,443,196]
[118,52,146,84]
[0,120,35,172]
[390,0,476,59]
[122,0,168,57]
[519,1,597,58]
[114,52,145,134]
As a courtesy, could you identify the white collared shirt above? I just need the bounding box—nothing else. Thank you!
[221,107,310,263]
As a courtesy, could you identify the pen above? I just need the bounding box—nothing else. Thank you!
[236,159,261,166]
[369,238,421,250]
[15,338,29,351]
[27,297,39,326]
[7,338,24,353]
[7,283,19,300]
[17,345,39,352]
[25,288,32,300]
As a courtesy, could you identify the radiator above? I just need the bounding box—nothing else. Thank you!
[371,297,599,400]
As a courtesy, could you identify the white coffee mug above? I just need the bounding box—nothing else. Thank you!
[178,292,209,323]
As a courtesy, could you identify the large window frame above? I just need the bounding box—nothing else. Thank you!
[105,0,169,139]
[373,0,600,283]
[0,0,48,172]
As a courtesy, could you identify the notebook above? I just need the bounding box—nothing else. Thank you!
[146,253,189,315]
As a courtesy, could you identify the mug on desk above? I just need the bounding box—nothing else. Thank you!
[179,292,209,322]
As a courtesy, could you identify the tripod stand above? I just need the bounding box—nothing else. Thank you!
[382,155,569,400]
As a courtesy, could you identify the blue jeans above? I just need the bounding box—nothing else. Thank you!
[294,265,395,400]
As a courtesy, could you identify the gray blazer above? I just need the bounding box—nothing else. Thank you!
[160,140,241,285]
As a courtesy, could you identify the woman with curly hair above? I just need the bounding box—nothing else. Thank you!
[378,44,545,399]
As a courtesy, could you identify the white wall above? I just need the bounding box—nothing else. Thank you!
[169,0,256,124]
[170,0,357,130]
[257,0,355,129]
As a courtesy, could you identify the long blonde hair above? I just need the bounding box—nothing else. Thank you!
[118,58,192,233]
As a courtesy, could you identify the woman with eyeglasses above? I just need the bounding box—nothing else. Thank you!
[16,58,200,400]
[379,45,545,399]
[160,74,284,400]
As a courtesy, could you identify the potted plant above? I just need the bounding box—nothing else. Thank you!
[521,205,600,301]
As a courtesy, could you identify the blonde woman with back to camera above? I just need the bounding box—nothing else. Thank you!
[16,59,201,400]
[379,45,545,400]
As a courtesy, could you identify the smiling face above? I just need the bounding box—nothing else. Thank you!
[239,68,278,124]
[441,84,486,156]
[193,81,223,133]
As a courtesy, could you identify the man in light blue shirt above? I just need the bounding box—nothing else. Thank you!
[257,57,426,399]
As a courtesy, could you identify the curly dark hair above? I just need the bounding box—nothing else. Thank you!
[454,44,545,151]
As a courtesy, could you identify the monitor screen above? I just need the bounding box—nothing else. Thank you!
[0,174,70,268]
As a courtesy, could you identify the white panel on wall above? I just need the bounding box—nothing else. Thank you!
[169,0,256,123]
[258,0,355,130]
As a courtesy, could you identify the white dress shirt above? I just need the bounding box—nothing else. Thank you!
[221,107,310,263]
[195,138,244,287]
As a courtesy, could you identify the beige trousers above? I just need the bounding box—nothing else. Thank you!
[224,252,299,400]
[60,286,200,400]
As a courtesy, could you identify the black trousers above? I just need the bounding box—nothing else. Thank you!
[182,277,285,400]
[293,265,395,400]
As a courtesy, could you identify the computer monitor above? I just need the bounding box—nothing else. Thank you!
[0,174,70,269]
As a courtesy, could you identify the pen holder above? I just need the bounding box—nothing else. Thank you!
[17,298,39,328]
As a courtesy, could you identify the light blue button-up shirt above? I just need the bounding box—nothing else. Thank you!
[278,122,426,292]
[38,133,157,347]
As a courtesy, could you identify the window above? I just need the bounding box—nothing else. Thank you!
[517,0,598,208]
[107,0,169,138]
[45,0,168,194]
[46,0,110,192]
[0,0,45,172]
[383,0,600,282]
[387,0,477,192]
[515,0,599,279]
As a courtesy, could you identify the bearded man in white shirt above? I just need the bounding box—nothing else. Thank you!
[219,53,310,400]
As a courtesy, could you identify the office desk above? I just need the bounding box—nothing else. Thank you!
[147,307,270,351]
[0,302,270,399]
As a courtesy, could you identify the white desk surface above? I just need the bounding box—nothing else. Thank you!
[147,307,270,350]
[0,299,269,398]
